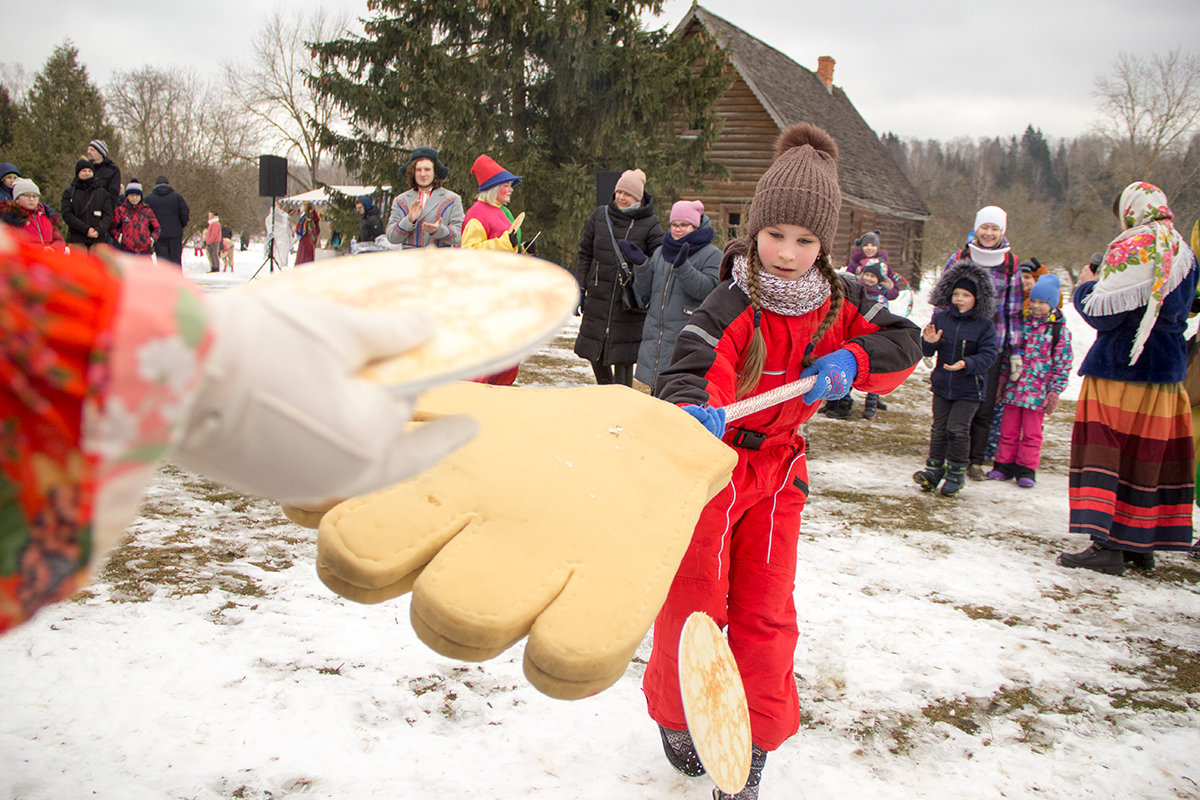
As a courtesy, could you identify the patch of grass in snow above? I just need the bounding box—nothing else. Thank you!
[813,486,950,533]
[838,685,1095,757]
[921,696,983,734]
[91,462,309,605]
[1111,639,1200,713]
[406,665,522,721]
[1153,561,1200,585]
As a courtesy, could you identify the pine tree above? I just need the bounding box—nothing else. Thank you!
[0,86,17,151]
[5,42,117,204]
[1020,125,1063,201]
[310,0,728,264]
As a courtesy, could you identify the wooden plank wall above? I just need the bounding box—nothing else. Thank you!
[687,69,777,245]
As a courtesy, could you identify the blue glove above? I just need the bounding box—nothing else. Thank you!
[671,243,691,270]
[682,404,726,438]
[800,349,859,404]
[617,239,647,266]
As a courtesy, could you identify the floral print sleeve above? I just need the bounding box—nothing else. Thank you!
[0,229,212,632]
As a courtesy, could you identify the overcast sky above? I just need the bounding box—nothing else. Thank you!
[7,0,1200,143]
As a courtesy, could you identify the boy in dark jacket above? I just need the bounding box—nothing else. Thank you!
[913,259,999,496]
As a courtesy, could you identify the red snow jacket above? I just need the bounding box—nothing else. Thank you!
[658,256,922,440]
[0,201,64,250]
[111,201,161,255]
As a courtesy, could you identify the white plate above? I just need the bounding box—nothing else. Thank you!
[242,248,579,393]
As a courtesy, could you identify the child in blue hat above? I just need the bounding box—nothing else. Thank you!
[987,273,1073,487]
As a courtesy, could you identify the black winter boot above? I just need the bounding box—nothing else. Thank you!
[1124,550,1156,570]
[713,745,768,800]
[1057,541,1125,575]
[876,399,889,411]
[863,393,879,419]
[939,463,967,497]
[912,459,945,492]
[658,725,706,777]
[825,396,854,419]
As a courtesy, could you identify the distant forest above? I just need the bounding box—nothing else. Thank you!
[883,124,1200,280]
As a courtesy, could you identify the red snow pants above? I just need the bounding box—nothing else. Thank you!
[643,438,807,751]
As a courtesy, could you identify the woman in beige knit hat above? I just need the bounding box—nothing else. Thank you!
[572,168,664,387]
[641,123,922,800]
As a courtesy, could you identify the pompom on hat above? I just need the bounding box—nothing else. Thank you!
[124,179,143,197]
[670,200,704,229]
[471,155,522,192]
[746,122,841,252]
[11,177,39,198]
[855,230,881,248]
[615,169,646,200]
[403,146,450,180]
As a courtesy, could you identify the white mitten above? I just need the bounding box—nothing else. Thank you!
[1009,354,1023,382]
[173,291,478,505]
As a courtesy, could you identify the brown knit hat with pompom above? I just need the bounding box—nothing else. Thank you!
[745,123,840,252]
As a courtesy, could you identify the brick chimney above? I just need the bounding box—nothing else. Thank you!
[816,56,835,92]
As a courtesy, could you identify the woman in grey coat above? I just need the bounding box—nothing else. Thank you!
[619,200,722,393]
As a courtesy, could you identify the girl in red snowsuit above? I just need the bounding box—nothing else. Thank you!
[643,124,922,799]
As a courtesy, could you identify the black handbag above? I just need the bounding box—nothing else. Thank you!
[606,209,646,314]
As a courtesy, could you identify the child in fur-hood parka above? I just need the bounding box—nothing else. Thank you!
[930,258,996,320]
[913,258,999,497]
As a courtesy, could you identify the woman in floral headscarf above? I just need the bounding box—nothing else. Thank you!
[1058,182,1199,576]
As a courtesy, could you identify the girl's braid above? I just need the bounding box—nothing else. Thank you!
[735,239,769,398]
[801,253,843,368]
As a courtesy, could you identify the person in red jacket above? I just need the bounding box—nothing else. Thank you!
[110,180,161,255]
[641,123,922,800]
[0,178,64,251]
[204,210,222,272]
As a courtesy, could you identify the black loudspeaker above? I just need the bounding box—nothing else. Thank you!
[259,155,288,197]
[596,171,621,208]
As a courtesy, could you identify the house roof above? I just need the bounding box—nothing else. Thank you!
[280,185,391,208]
[674,5,930,221]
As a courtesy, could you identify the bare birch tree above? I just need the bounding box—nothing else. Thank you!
[1093,49,1200,181]
[222,6,349,190]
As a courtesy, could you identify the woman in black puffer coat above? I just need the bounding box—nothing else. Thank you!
[61,159,114,251]
[573,169,664,386]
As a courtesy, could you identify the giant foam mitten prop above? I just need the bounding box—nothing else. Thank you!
[311,382,736,699]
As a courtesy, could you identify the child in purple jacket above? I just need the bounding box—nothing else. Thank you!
[987,274,1073,487]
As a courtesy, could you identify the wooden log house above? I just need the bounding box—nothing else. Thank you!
[674,5,931,284]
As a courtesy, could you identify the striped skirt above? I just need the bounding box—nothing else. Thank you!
[1070,377,1194,551]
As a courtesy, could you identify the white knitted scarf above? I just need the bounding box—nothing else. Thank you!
[732,254,831,317]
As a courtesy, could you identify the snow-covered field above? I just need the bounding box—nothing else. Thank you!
[1,248,1198,800]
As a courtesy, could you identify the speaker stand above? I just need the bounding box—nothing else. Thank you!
[251,196,284,281]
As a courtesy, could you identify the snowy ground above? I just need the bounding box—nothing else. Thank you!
[2,249,1199,800]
